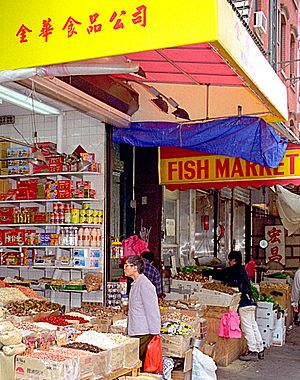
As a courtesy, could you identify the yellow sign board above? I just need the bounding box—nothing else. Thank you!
[159,147,300,189]
[0,0,218,70]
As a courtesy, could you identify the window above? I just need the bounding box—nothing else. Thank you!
[280,15,286,71]
[290,34,296,84]
[269,0,278,70]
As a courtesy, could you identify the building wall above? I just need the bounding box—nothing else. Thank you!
[248,0,299,136]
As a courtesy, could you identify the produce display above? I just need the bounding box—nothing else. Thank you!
[63,341,103,353]
[40,314,89,326]
[0,287,29,304]
[161,321,194,336]
[202,282,238,295]
[5,299,61,316]
[173,272,205,282]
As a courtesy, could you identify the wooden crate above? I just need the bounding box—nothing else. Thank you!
[161,334,192,358]
[213,337,247,367]
[171,370,192,380]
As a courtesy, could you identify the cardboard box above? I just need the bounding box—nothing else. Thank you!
[171,370,192,380]
[193,289,241,308]
[260,282,292,310]
[15,355,80,380]
[161,334,192,358]
[212,337,247,367]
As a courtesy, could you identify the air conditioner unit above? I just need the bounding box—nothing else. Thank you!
[254,11,267,34]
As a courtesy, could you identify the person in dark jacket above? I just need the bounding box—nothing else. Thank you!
[222,250,264,361]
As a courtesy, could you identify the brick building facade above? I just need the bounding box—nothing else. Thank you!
[232,0,299,137]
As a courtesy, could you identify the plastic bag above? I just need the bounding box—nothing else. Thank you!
[144,335,163,374]
[122,235,149,260]
[192,347,217,380]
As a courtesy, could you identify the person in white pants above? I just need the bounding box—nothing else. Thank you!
[221,250,264,361]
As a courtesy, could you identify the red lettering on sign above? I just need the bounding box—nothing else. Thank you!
[231,158,243,177]
[269,246,282,262]
[132,5,147,27]
[267,226,282,244]
[62,17,82,38]
[110,10,126,30]
[39,18,54,42]
[273,162,284,176]
[215,158,229,178]
[183,161,195,180]
[259,165,272,176]
[16,24,32,43]
[245,161,258,177]
[87,13,102,34]
[286,153,299,175]
[197,160,209,179]
[167,162,178,180]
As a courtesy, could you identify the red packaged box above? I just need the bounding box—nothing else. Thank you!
[76,181,91,190]
[4,229,26,246]
[1,251,22,265]
[57,189,72,199]
[35,142,57,154]
[57,180,72,191]
[0,207,15,224]
[47,163,63,173]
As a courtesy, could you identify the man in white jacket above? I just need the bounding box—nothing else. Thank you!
[124,255,161,366]
[291,268,300,325]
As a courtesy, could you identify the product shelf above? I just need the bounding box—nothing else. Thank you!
[0,170,100,179]
[0,245,101,249]
[0,198,99,204]
[1,265,103,270]
[1,223,102,227]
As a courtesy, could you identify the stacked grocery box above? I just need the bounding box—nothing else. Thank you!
[272,312,286,346]
[256,301,276,348]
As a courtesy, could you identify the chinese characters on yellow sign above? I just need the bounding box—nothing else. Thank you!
[16,6,147,44]
[0,0,217,70]
[265,225,285,265]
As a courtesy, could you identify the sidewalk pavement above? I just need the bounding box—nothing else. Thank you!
[216,325,300,379]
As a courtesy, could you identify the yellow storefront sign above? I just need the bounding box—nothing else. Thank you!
[159,147,300,188]
[0,0,217,71]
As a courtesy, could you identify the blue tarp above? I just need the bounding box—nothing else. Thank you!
[112,116,288,168]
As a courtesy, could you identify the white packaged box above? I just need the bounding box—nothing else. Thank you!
[259,328,273,348]
[256,310,276,330]
[272,326,286,347]
[256,302,274,318]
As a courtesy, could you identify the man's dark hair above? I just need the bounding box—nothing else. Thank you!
[141,251,154,263]
[228,250,242,265]
[127,255,145,274]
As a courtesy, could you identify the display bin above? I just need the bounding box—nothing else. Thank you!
[109,344,125,372]
[170,279,203,293]
[161,333,192,358]
[193,289,241,308]
[123,337,140,368]
[92,349,111,378]
[15,355,80,380]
